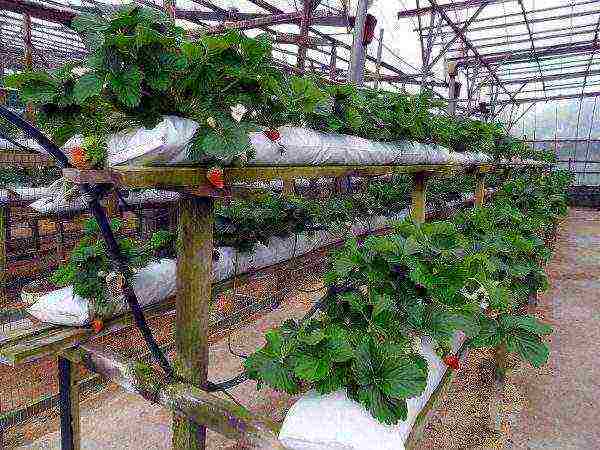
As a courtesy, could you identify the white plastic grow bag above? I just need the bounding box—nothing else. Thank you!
[28,259,176,326]
[99,116,472,167]
[278,332,466,450]
[27,208,409,326]
[25,192,483,326]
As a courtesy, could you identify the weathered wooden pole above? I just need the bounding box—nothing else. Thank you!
[66,344,285,449]
[474,173,486,207]
[297,0,313,71]
[282,179,296,196]
[349,0,369,85]
[0,203,6,305]
[329,44,337,80]
[173,195,214,450]
[411,172,427,224]
[447,61,458,116]
[23,13,35,122]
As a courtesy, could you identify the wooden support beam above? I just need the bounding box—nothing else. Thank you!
[374,28,384,89]
[65,344,284,449]
[411,172,427,224]
[474,173,486,207]
[282,180,296,196]
[173,195,214,450]
[23,13,35,123]
[297,0,313,71]
[58,355,81,450]
[0,204,6,304]
[447,62,458,116]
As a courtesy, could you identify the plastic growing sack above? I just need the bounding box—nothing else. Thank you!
[28,259,176,326]
[279,332,466,450]
[99,117,456,167]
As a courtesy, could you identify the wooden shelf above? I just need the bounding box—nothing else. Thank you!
[63,164,495,190]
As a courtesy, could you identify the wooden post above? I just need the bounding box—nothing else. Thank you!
[55,219,66,264]
[329,44,337,80]
[411,172,427,224]
[29,219,41,250]
[349,0,369,85]
[173,195,214,450]
[282,180,296,196]
[0,204,6,304]
[374,28,384,89]
[489,343,508,432]
[474,173,486,207]
[297,0,313,71]
[105,189,119,218]
[58,355,81,450]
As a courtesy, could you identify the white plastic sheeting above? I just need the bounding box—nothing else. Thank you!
[278,332,466,450]
[29,185,179,215]
[26,193,481,326]
[28,259,176,326]
[99,117,491,167]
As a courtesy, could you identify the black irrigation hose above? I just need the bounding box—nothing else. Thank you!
[0,106,177,383]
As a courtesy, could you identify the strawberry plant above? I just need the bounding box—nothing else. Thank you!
[247,169,568,424]
[6,5,544,166]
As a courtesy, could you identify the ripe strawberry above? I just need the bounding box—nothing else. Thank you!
[215,296,233,315]
[264,129,281,142]
[91,319,104,333]
[70,146,88,169]
[207,167,224,189]
[443,354,460,370]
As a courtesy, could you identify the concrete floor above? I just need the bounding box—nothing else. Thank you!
[18,208,600,449]
[511,208,600,449]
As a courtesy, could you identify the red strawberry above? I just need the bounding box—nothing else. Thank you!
[264,129,281,142]
[443,354,460,370]
[91,319,104,334]
[70,146,88,169]
[207,167,224,189]
[215,296,233,315]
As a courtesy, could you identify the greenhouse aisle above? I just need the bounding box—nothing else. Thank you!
[512,208,600,449]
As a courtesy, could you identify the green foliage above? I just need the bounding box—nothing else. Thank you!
[6,5,539,165]
[50,219,174,316]
[247,170,569,424]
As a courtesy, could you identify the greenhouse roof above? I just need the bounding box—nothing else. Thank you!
[1,0,599,111]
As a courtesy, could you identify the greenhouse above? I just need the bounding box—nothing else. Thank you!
[0,0,597,449]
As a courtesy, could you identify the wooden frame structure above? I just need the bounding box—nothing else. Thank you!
[0,160,518,449]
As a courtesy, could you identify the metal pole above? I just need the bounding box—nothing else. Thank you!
[349,0,369,85]
[374,28,384,89]
[448,62,458,116]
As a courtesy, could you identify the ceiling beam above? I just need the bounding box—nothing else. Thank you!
[494,90,600,105]
[425,0,513,100]
[453,40,600,66]
[398,0,510,18]
[0,0,74,26]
